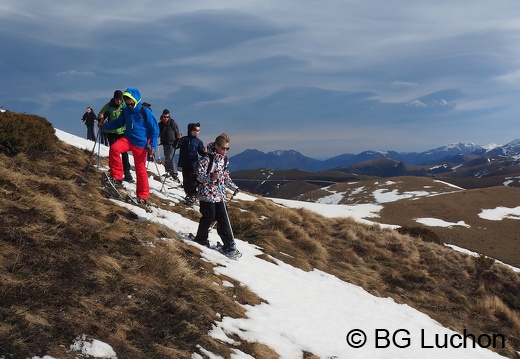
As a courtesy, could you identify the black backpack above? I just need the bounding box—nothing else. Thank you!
[201,153,228,175]
[122,102,151,122]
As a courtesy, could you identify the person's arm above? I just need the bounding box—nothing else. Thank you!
[146,109,159,151]
[102,111,124,131]
[197,141,207,156]
[223,160,239,193]
[97,103,109,126]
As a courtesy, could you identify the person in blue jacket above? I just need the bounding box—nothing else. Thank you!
[100,88,159,204]
[177,122,206,204]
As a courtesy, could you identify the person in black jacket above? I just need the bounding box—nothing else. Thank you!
[81,106,97,141]
[158,109,181,181]
[177,122,206,204]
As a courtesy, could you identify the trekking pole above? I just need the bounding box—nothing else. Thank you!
[150,151,162,178]
[97,128,102,168]
[81,128,102,184]
[209,190,236,232]
[221,189,236,240]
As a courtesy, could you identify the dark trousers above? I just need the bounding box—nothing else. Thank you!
[181,166,198,197]
[106,133,131,173]
[195,201,235,250]
[86,124,96,141]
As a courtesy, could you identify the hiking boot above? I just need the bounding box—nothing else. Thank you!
[124,171,134,183]
[222,248,242,259]
[112,178,124,188]
[196,239,210,247]
[135,197,147,205]
[184,196,197,205]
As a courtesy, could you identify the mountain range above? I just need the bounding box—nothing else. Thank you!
[229,140,520,172]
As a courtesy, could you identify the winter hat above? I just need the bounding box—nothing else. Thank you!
[162,109,170,115]
[113,90,123,99]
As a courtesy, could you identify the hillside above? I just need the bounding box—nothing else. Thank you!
[295,176,520,269]
[231,168,367,198]
[1,111,520,358]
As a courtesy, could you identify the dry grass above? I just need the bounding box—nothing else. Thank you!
[229,197,520,358]
[0,135,261,358]
[1,114,520,358]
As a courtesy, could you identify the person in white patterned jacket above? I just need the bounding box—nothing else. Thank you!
[193,133,240,258]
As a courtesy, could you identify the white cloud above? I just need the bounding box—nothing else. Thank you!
[55,70,96,78]
[3,0,520,157]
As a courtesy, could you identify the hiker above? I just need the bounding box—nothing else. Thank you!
[98,90,134,183]
[100,88,159,204]
[81,106,97,141]
[177,122,206,205]
[158,109,181,181]
[193,133,240,258]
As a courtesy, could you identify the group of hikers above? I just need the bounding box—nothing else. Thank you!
[81,88,241,258]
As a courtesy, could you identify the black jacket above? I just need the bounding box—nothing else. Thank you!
[82,111,96,126]
[158,118,180,146]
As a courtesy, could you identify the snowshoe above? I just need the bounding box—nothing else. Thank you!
[212,242,242,260]
[101,172,124,200]
[126,196,153,213]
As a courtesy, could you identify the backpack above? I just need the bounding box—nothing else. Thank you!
[202,153,228,175]
[121,103,149,122]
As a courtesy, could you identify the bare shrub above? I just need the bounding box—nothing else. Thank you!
[0,111,57,155]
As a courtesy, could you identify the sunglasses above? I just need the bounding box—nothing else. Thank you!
[219,145,230,151]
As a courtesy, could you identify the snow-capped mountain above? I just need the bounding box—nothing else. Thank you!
[230,141,520,172]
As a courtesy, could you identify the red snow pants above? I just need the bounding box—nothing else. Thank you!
[109,137,150,200]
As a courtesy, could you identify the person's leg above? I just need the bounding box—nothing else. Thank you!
[187,167,199,197]
[122,151,132,181]
[181,167,191,195]
[109,137,131,181]
[163,145,173,174]
[131,144,149,200]
[87,125,95,141]
[108,133,132,179]
[170,149,178,178]
[215,201,235,251]
[194,201,215,246]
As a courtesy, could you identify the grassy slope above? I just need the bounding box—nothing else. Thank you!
[1,113,519,358]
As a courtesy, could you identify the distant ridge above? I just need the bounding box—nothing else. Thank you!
[229,140,520,172]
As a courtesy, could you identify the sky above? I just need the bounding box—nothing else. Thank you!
[2,1,520,159]
[35,129,518,359]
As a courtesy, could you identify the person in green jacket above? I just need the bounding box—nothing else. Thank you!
[98,90,133,182]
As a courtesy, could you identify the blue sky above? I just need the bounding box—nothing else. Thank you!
[2,1,520,159]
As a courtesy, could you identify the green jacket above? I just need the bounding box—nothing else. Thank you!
[98,99,125,135]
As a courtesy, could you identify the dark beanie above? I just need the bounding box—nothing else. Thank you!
[162,109,170,115]
[113,90,123,99]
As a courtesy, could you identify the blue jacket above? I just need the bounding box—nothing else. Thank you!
[102,88,159,150]
[177,123,206,168]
